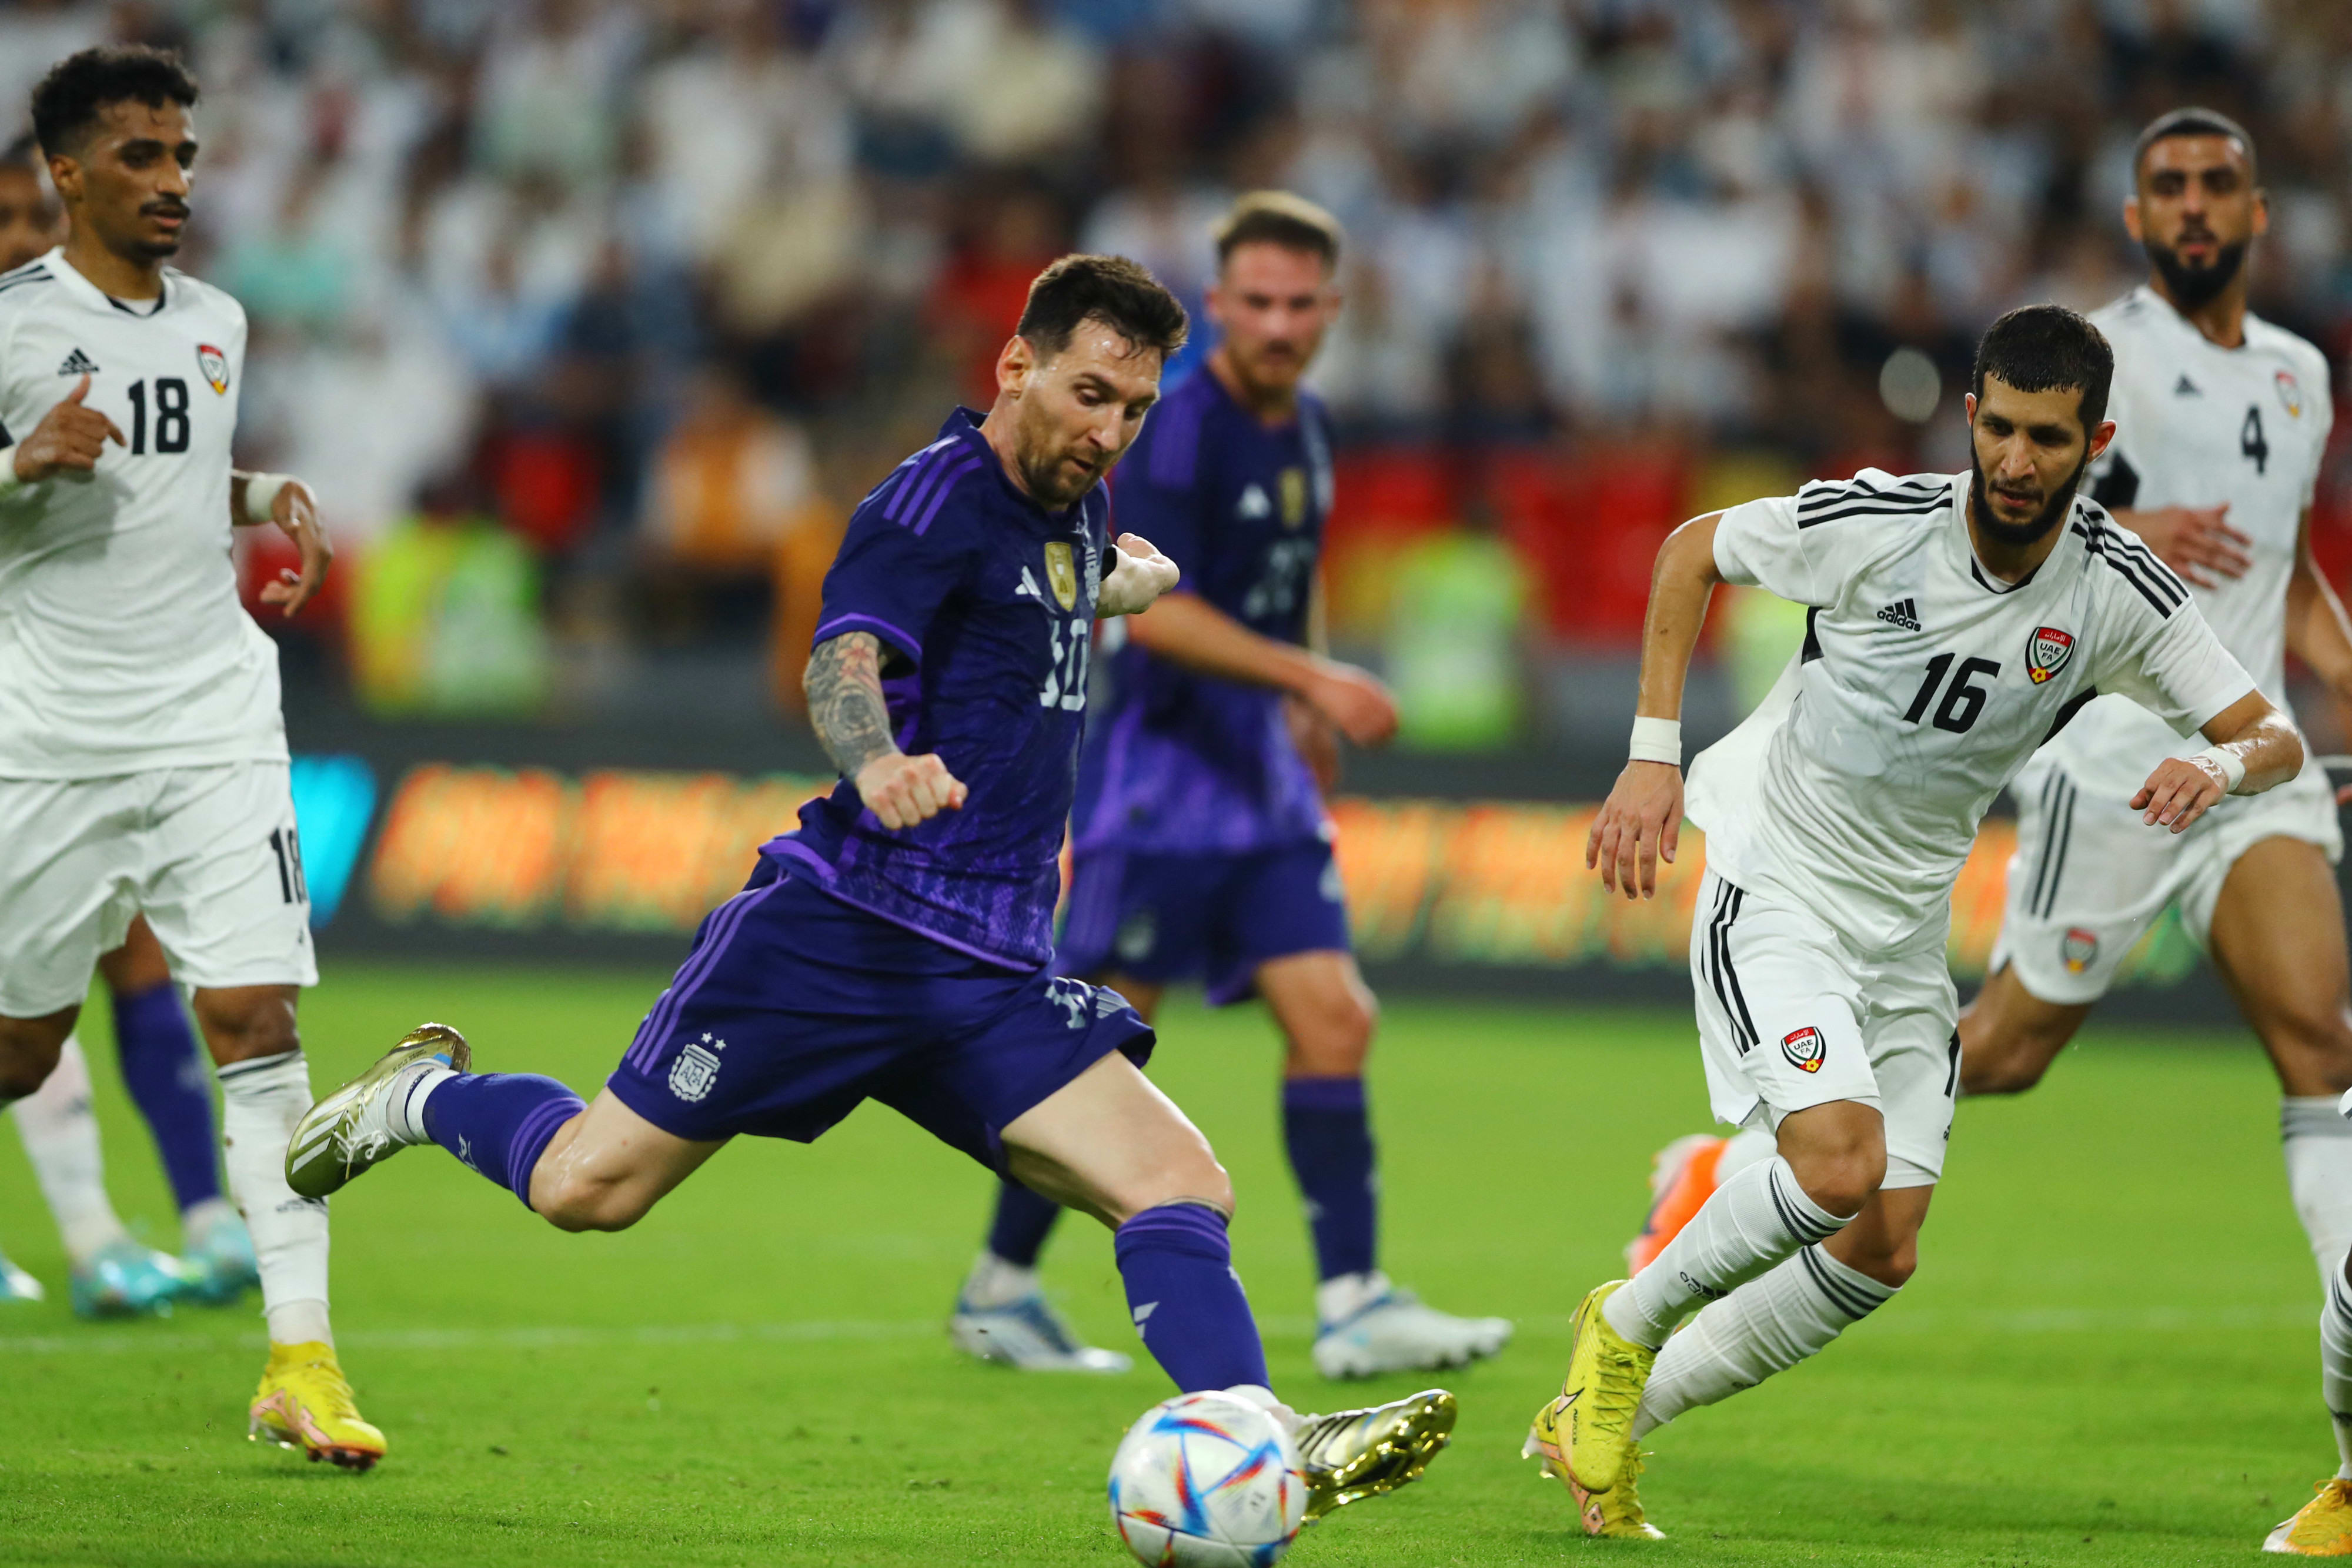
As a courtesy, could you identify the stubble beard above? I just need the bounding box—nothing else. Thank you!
[1968,447,2089,549]
[2146,235,2246,311]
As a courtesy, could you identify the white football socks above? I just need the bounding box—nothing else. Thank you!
[2283,1099,2352,1286]
[1605,1154,1852,1349]
[1633,1243,1897,1437]
[218,1050,332,1347]
[11,1035,132,1265]
[2323,1254,2352,1481]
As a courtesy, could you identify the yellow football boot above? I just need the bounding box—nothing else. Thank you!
[249,1341,386,1471]
[1528,1280,1657,1494]
[2268,1479,2352,1555]
[1525,1416,1666,1540]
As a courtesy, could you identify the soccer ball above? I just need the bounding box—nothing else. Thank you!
[1107,1390,1307,1567]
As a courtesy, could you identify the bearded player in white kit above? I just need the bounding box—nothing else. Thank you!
[1525,304,2304,1539]
[0,47,375,1467]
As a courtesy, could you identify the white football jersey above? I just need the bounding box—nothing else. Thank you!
[1687,470,2255,952]
[2042,286,2333,803]
[0,248,283,778]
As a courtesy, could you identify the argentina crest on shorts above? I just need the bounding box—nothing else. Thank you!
[2026,625,2074,685]
[669,1034,725,1102]
[1780,1025,1827,1074]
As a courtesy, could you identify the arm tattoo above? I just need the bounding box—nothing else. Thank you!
[806,631,899,778]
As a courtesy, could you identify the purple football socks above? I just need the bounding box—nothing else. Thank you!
[985,1178,1063,1269]
[1114,1202,1269,1392]
[1282,1075,1378,1282]
[420,1074,585,1209]
[111,981,223,1213]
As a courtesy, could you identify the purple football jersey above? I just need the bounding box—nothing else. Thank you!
[1073,368,1332,857]
[773,409,1106,969]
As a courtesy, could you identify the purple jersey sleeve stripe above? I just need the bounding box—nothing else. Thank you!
[812,613,923,664]
[911,452,985,536]
[881,439,956,521]
[890,446,966,528]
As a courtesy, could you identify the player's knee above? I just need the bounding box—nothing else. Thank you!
[1839,1232,1920,1290]
[1108,1151,1234,1226]
[2263,1002,2352,1095]
[1282,986,1377,1077]
[1783,1134,1885,1219]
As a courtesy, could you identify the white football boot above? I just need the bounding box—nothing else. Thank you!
[949,1255,1131,1373]
[1311,1271,1514,1379]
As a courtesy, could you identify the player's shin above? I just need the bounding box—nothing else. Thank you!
[218,1049,332,1345]
[414,1071,586,1210]
[1632,1245,1897,1437]
[2321,1255,2352,1479]
[12,1035,132,1266]
[1282,1077,1377,1288]
[113,981,225,1218]
[1605,1155,1852,1349]
[1114,1202,1271,1392]
[2284,1099,2352,1285]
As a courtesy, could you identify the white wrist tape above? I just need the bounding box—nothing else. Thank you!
[2193,745,2247,794]
[1629,716,1682,767]
[243,472,290,523]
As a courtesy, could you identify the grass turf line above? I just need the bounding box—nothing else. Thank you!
[0,963,2330,1565]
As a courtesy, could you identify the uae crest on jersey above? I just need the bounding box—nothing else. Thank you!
[2063,928,2099,975]
[668,1036,724,1102]
[1043,541,1078,610]
[2277,369,2306,418]
[2026,625,2074,685]
[196,342,229,394]
[1781,1025,1827,1075]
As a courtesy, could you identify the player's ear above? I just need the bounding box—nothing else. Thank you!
[2251,186,2270,239]
[998,335,1035,397]
[1962,391,1977,427]
[44,154,79,205]
[2087,419,2118,462]
[2120,194,2143,243]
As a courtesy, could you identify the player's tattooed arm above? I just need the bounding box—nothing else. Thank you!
[806,631,968,830]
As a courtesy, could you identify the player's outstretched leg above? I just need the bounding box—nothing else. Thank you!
[1532,1100,1873,1497]
[950,1179,1128,1373]
[102,924,255,1306]
[14,1035,191,1318]
[1002,1049,1456,1521]
[1255,953,1512,1378]
[2269,1247,2352,1554]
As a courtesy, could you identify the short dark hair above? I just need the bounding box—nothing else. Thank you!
[1016,253,1188,364]
[1972,304,2115,430]
[2132,106,2257,183]
[1212,190,1343,272]
[31,45,200,158]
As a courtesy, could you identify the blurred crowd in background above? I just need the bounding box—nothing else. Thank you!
[5,0,2352,751]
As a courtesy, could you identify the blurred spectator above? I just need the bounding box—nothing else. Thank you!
[350,476,551,717]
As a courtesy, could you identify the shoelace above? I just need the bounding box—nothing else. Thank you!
[1590,1338,1647,1427]
[292,1356,361,1420]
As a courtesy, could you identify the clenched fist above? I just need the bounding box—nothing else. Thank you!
[856,752,968,830]
[11,375,124,483]
[1096,531,1180,616]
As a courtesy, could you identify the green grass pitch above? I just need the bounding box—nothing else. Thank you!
[0,963,2331,1565]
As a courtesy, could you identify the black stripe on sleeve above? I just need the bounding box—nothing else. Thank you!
[1796,496,1949,530]
[2040,685,2099,745]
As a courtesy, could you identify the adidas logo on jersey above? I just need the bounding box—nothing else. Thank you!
[56,347,99,376]
[1875,597,1921,631]
[2174,373,2201,397]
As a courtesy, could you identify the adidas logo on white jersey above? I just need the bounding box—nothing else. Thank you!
[1876,597,1921,631]
[56,347,99,376]
[2174,373,2200,396]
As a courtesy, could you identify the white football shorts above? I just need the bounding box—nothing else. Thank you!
[0,762,318,1017]
[1993,751,2343,1006]
[1690,868,1958,1189]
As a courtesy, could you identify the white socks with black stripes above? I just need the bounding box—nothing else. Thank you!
[1632,1243,1897,1437]
[1603,1154,1853,1349]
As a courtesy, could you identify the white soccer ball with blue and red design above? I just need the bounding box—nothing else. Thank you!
[1107,1390,1307,1566]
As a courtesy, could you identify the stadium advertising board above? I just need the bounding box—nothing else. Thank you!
[314,759,2200,991]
